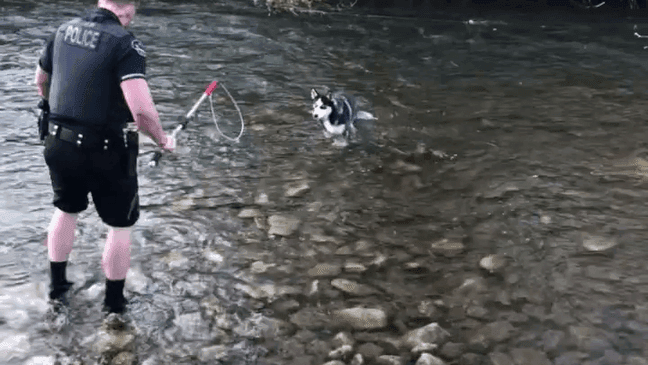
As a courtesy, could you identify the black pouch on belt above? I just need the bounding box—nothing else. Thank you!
[124,130,139,176]
[37,99,49,141]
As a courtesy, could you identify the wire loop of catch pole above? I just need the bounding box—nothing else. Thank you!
[209,83,245,142]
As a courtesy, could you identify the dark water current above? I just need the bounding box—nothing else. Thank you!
[3,0,648,364]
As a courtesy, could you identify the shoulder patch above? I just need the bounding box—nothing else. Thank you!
[130,39,146,57]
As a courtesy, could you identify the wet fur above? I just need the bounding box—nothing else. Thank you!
[311,88,374,146]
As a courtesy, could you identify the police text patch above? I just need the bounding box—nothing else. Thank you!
[63,24,101,51]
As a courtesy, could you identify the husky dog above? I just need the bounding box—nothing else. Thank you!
[310,88,375,146]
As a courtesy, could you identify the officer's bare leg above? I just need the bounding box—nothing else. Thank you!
[47,208,78,300]
[102,226,131,313]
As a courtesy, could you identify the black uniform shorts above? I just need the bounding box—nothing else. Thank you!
[43,130,140,228]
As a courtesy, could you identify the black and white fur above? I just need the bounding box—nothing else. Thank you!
[311,88,375,146]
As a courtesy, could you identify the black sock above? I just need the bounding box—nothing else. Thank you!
[104,279,127,313]
[49,261,73,300]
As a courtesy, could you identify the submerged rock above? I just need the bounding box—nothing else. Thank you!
[430,239,465,257]
[285,181,310,197]
[415,353,446,365]
[331,278,377,296]
[581,233,617,252]
[308,263,342,277]
[331,307,388,330]
[267,215,301,236]
[479,254,507,273]
[402,323,451,352]
[238,208,263,218]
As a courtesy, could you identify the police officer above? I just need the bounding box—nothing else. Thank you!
[34,0,175,313]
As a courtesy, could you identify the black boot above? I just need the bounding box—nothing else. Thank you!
[49,261,73,301]
[104,279,127,313]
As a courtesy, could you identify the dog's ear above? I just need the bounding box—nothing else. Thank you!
[310,89,318,100]
[326,91,332,100]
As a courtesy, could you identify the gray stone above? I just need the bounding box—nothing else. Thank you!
[581,233,617,252]
[357,342,384,360]
[238,208,263,218]
[308,263,342,277]
[322,361,345,365]
[430,238,465,257]
[351,353,364,365]
[628,356,648,365]
[267,215,301,236]
[402,322,450,351]
[479,254,507,273]
[111,352,136,365]
[509,348,551,365]
[328,345,353,359]
[290,307,329,329]
[174,312,211,341]
[459,353,483,365]
[553,351,588,365]
[344,262,368,273]
[482,321,516,342]
[24,356,56,365]
[331,278,377,296]
[542,330,566,353]
[198,345,228,362]
[466,306,489,319]
[489,352,514,365]
[377,355,404,365]
[416,353,446,365]
[332,307,388,330]
[440,342,466,359]
[332,332,355,348]
[285,181,310,197]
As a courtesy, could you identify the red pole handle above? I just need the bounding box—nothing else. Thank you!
[205,81,219,96]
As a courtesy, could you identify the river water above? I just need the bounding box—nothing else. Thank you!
[3,0,648,364]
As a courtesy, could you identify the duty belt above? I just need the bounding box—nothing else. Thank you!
[48,122,124,150]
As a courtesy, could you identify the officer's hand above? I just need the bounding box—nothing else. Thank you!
[161,133,176,152]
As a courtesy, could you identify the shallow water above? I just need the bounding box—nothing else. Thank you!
[3,0,648,364]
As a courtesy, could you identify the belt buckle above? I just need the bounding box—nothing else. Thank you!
[76,133,83,147]
[104,139,110,151]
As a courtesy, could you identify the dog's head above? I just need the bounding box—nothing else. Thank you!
[311,88,334,123]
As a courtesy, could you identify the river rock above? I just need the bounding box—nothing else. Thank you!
[351,353,364,365]
[581,233,617,252]
[285,181,310,197]
[238,208,263,218]
[332,332,355,348]
[509,348,551,365]
[308,263,341,277]
[290,307,329,329]
[377,355,404,365]
[489,352,514,365]
[198,344,229,362]
[111,352,136,365]
[479,254,507,273]
[402,323,451,351]
[92,327,135,354]
[415,353,446,365]
[628,356,648,365]
[331,278,377,296]
[174,312,211,341]
[390,160,422,174]
[267,215,301,236]
[357,342,384,360]
[331,307,388,330]
[344,262,368,273]
[430,238,465,257]
[323,361,345,365]
[24,356,56,365]
[329,345,354,359]
[440,342,466,359]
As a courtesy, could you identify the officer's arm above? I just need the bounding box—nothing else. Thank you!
[120,78,168,147]
[34,64,50,100]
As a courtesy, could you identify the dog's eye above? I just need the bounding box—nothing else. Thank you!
[320,106,326,109]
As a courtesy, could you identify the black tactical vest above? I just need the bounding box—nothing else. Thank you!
[47,9,139,134]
